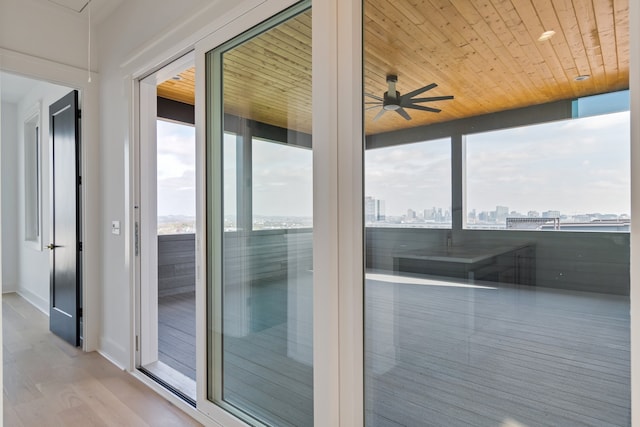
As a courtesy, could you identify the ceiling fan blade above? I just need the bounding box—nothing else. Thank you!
[404,95,454,104]
[404,104,442,113]
[395,107,412,120]
[401,82,438,100]
[365,93,384,102]
[373,108,387,121]
[365,101,383,105]
[366,105,382,111]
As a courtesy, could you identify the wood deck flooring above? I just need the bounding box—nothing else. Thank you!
[156,272,630,426]
[365,273,630,427]
[2,293,201,427]
[158,291,196,381]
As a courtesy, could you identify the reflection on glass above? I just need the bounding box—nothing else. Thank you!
[207,3,313,426]
[466,108,630,231]
[157,120,196,234]
[365,138,451,228]
[153,118,197,399]
[223,132,237,231]
[252,137,312,230]
[364,0,630,426]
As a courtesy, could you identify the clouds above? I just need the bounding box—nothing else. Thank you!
[156,110,630,222]
[157,120,196,217]
[364,112,630,217]
[365,138,451,216]
[465,111,630,214]
[252,138,312,217]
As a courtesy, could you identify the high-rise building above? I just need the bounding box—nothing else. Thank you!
[424,207,436,220]
[375,199,386,221]
[365,196,385,222]
[364,196,376,222]
[496,205,509,222]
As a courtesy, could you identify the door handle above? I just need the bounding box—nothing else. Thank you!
[47,243,61,250]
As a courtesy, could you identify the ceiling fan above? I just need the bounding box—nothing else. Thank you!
[365,75,454,121]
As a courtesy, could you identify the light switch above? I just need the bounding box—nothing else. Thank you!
[112,220,121,235]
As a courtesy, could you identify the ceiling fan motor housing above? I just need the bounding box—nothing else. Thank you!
[383,91,401,110]
[383,74,401,109]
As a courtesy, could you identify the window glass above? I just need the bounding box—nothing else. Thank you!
[465,109,630,231]
[156,119,196,234]
[207,4,313,426]
[365,138,451,228]
[252,137,312,230]
[223,132,237,231]
[24,108,42,247]
[363,1,630,426]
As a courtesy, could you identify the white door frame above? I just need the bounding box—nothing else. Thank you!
[0,48,100,353]
[137,73,159,366]
[629,0,640,422]
[135,52,195,369]
[192,0,365,424]
[193,2,304,422]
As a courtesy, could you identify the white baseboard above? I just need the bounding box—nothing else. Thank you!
[98,336,129,370]
[2,284,19,294]
[16,288,49,315]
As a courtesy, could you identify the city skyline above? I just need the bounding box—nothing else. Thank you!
[364,195,629,221]
[366,111,630,217]
[158,110,629,224]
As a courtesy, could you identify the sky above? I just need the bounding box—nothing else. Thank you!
[157,108,630,220]
[251,137,313,217]
[365,138,451,216]
[465,111,630,215]
[157,120,196,217]
[365,111,630,217]
[223,135,313,218]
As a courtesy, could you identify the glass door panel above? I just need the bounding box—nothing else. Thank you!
[363,1,630,426]
[206,3,313,426]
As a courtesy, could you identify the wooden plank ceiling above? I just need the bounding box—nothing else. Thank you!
[156,0,628,136]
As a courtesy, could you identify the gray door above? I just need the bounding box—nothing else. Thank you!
[48,90,81,347]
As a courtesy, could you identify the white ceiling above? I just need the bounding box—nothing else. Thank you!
[0,0,122,105]
[0,72,44,104]
[38,0,123,23]
[48,0,90,13]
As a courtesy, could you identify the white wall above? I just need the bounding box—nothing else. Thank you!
[13,82,73,313]
[1,102,19,293]
[0,0,94,72]
[95,0,216,367]
[1,80,72,310]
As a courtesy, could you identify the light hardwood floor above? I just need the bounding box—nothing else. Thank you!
[2,293,202,427]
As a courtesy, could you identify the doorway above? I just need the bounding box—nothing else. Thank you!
[136,54,197,402]
[1,72,83,343]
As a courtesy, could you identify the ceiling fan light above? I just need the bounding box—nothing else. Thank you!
[574,74,590,81]
[384,104,400,111]
[538,30,556,41]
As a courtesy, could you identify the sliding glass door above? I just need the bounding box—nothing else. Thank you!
[205,2,313,425]
[363,1,631,425]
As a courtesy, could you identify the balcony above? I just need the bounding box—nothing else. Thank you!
[157,228,629,426]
